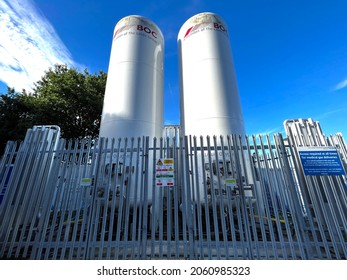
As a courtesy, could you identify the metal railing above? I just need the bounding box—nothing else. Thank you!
[0,126,346,259]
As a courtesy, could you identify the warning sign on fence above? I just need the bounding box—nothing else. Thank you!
[155,158,174,187]
[298,147,345,176]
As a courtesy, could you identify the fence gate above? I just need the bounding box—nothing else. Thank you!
[0,125,346,259]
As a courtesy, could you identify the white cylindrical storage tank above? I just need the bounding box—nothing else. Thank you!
[178,13,254,207]
[99,15,164,139]
[178,12,245,137]
[98,16,164,207]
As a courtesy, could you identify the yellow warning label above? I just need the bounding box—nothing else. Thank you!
[155,158,175,187]
[225,178,236,187]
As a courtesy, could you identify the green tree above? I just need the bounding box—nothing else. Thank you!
[31,64,106,139]
[0,64,107,155]
[0,88,34,152]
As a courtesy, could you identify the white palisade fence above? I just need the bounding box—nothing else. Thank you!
[0,125,346,259]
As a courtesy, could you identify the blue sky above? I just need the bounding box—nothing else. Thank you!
[1,0,347,137]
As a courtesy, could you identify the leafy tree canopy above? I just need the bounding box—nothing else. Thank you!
[0,64,107,155]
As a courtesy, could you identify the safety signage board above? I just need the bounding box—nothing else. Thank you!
[225,178,237,188]
[298,147,345,176]
[80,178,92,187]
[155,158,174,187]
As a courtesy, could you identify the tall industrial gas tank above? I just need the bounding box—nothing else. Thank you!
[99,15,164,139]
[178,12,245,137]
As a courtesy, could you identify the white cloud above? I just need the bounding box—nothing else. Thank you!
[313,108,345,120]
[334,78,347,91]
[250,126,284,136]
[0,0,79,91]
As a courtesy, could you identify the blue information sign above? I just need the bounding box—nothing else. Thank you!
[298,147,345,176]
